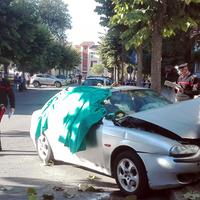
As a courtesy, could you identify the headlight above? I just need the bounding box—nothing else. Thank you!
[170,144,199,157]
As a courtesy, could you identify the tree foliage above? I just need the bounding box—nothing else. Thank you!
[37,0,71,42]
[0,0,80,74]
[111,0,200,92]
[90,63,105,75]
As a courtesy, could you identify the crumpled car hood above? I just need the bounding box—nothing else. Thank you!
[132,98,200,139]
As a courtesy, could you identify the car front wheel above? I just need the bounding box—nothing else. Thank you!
[55,81,62,88]
[114,150,148,197]
[37,134,53,164]
[33,81,40,87]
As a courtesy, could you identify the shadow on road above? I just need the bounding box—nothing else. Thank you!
[13,88,61,115]
[1,131,30,138]
[0,177,112,200]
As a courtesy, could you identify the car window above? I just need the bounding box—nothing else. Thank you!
[104,89,171,115]
[36,74,44,78]
[57,75,66,79]
[108,79,113,85]
[45,74,52,78]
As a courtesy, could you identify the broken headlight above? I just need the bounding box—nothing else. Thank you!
[170,144,199,157]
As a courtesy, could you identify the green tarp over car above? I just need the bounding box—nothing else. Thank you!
[35,86,111,153]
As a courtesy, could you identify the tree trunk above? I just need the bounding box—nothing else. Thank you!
[136,46,143,86]
[114,65,117,83]
[117,64,120,83]
[121,61,124,84]
[151,0,167,93]
[151,24,162,93]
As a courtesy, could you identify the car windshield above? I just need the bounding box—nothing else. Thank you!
[104,89,171,114]
[83,79,104,86]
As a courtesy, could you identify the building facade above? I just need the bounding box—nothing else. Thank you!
[74,41,101,78]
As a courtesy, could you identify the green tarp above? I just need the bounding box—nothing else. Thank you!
[35,86,111,153]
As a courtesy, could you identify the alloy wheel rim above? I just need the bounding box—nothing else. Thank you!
[38,134,49,160]
[117,158,139,192]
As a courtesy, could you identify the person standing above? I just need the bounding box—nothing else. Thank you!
[78,74,82,85]
[175,63,199,102]
[0,72,15,151]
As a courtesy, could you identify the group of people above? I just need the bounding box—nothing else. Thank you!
[14,72,31,91]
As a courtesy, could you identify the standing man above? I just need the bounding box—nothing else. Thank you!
[78,74,82,85]
[175,63,199,102]
[0,71,15,151]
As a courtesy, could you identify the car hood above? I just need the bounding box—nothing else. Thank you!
[132,98,200,139]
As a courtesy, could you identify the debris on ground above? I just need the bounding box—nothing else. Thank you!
[63,191,75,199]
[87,175,100,180]
[52,186,64,192]
[183,191,200,200]
[78,184,104,192]
[125,195,137,200]
[42,193,54,200]
[27,187,37,200]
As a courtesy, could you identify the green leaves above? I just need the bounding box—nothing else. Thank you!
[0,0,79,73]
[38,0,71,41]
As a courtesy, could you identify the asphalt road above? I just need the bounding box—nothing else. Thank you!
[0,86,169,200]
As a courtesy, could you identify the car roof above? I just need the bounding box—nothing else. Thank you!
[94,85,148,91]
[111,85,147,91]
[85,77,112,80]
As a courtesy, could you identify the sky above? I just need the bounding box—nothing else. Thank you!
[65,0,106,45]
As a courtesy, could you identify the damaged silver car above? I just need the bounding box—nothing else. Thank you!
[30,86,200,197]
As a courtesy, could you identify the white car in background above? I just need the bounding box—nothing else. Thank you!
[30,74,67,88]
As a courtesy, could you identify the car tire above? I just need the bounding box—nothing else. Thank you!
[36,133,53,164]
[33,81,40,87]
[113,150,148,197]
[55,81,62,88]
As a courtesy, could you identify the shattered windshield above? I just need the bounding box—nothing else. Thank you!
[104,89,171,114]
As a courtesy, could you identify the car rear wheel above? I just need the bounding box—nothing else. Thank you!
[55,81,62,88]
[33,81,40,87]
[37,134,53,164]
[114,150,148,197]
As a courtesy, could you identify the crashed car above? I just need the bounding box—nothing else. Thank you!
[30,86,200,197]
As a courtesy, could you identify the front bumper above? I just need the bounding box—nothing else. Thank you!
[139,152,200,189]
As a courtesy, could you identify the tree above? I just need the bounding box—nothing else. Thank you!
[95,0,115,27]
[38,0,71,42]
[0,0,19,67]
[98,30,122,81]
[95,0,126,82]
[112,0,200,92]
[8,0,52,73]
[56,45,81,74]
[0,0,77,74]
[90,63,105,75]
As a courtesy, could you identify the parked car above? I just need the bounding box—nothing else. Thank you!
[30,74,67,88]
[30,86,200,197]
[82,76,113,86]
[56,75,71,84]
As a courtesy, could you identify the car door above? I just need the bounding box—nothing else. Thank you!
[35,74,45,84]
[76,122,106,168]
[44,74,55,85]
